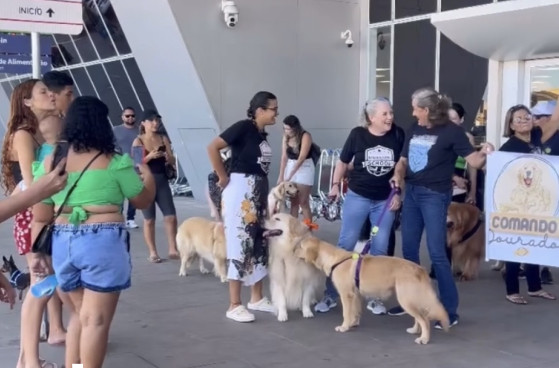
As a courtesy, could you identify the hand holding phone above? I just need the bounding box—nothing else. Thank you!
[51,141,70,175]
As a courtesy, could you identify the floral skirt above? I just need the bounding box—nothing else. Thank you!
[222,173,269,285]
[14,209,32,255]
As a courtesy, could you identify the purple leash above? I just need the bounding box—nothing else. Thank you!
[354,186,401,290]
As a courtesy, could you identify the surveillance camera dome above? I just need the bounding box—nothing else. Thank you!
[345,38,354,47]
[222,1,239,28]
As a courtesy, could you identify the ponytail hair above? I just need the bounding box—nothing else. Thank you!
[246,91,277,119]
[411,87,452,125]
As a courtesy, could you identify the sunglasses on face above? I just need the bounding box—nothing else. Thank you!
[124,114,135,118]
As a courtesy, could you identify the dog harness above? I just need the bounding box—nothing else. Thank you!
[9,269,26,289]
[458,218,483,244]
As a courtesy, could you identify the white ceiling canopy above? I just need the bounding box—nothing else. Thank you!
[431,0,559,62]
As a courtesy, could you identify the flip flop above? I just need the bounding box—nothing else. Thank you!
[528,290,556,300]
[506,294,527,305]
[148,255,162,263]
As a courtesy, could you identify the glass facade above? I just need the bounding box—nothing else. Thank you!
[369,0,496,140]
[0,0,154,127]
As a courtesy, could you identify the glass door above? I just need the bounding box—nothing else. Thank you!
[525,59,559,109]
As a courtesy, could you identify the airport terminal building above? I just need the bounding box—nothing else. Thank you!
[1,0,557,199]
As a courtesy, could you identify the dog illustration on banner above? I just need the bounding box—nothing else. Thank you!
[495,157,557,216]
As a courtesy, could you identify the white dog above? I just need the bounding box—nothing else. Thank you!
[267,181,298,217]
[265,213,325,322]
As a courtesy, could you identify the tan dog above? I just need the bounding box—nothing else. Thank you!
[267,181,298,217]
[264,216,325,322]
[265,213,449,345]
[176,217,227,282]
[446,202,485,281]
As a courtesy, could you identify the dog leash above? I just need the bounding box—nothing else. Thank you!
[354,186,400,290]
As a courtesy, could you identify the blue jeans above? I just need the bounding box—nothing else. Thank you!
[401,184,458,320]
[52,223,132,293]
[324,190,396,299]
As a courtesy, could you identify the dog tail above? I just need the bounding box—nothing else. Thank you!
[420,271,450,331]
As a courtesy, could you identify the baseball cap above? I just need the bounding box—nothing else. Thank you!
[141,109,161,121]
[531,100,555,116]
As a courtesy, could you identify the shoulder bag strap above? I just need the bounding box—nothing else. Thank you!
[52,151,104,221]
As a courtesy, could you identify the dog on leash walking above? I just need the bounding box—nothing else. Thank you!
[267,181,299,217]
[1,255,30,300]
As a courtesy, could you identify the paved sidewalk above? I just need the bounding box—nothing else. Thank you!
[0,197,557,368]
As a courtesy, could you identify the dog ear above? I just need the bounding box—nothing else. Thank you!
[2,256,7,264]
[9,255,14,263]
[278,184,286,197]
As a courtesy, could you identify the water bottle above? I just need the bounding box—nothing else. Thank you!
[30,275,58,298]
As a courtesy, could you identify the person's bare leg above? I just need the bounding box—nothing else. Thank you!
[289,195,300,218]
[250,280,264,304]
[19,258,51,368]
[298,184,313,221]
[79,289,120,368]
[164,215,179,258]
[46,290,66,345]
[64,288,83,367]
[228,280,242,310]
[143,218,159,260]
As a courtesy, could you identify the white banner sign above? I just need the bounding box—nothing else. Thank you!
[0,0,83,35]
[485,152,559,267]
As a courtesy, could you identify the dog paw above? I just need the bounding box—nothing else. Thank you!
[277,311,288,322]
[200,267,210,274]
[406,326,420,335]
[414,337,429,345]
[302,308,314,318]
[178,271,187,277]
[335,325,349,332]
[351,319,360,327]
[220,276,228,283]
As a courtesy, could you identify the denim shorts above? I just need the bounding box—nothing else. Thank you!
[52,222,131,293]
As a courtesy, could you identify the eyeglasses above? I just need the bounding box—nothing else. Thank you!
[264,107,279,112]
[124,114,135,118]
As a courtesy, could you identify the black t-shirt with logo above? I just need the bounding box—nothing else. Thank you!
[220,119,272,176]
[339,125,405,200]
[401,121,474,193]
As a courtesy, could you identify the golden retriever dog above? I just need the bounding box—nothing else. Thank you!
[499,162,551,214]
[265,213,449,344]
[446,202,485,281]
[264,216,325,322]
[267,181,298,217]
[176,217,227,282]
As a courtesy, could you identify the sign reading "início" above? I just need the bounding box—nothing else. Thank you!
[0,0,83,35]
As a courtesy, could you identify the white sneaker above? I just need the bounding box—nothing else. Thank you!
[226,305,255,322]
[366,299,387,315]
[247,297,275,313]
[126,220,139,229]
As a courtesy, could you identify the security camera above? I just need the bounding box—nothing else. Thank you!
[221,0,239,28]
[341,30,354,48]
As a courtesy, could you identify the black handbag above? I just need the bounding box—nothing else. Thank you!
[31,152,103,255]
[310,143,321,166]
[165,163,177,181]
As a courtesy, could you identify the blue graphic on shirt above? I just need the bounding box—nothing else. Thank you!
[408,134,437,173]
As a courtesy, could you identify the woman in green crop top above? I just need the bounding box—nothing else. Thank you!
[30,97,155,368]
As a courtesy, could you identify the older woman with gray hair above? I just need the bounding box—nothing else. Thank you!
[389,87,494,327]
[314,97,405,315]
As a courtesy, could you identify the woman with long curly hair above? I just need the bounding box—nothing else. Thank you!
[0,79,68,368]
[31,96,155,368]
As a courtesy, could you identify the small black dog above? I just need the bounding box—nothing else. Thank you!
[1,255,30,300]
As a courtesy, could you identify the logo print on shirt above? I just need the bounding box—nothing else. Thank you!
[257,140,272,174]
[362,145,395,177]
[408,134,437,173]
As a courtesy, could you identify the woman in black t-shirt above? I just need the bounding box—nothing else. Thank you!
[207,91,278,323]
[313,97,404,315]
[498,104,556,305]
[389,87,493,325]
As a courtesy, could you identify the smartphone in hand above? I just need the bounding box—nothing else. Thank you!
[51,141,70,175]
[131,146,144,174]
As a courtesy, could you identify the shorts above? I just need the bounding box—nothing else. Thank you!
[14,209,32,255]
[52,222,132,293]
[142,173,177,220]
[285,158,315,186]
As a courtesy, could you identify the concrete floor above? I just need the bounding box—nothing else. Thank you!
[0,197,557,368]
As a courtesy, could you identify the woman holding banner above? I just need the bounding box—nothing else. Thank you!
[499,103,557,305]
